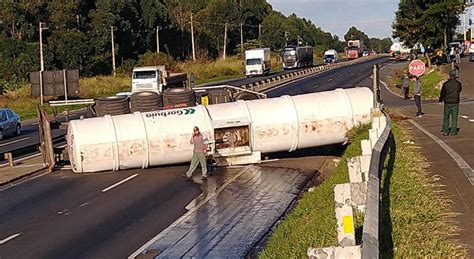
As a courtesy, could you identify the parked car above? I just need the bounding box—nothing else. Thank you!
[470,52,474,62]
[0,108,21,140]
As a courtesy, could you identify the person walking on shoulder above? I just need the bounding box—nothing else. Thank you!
[439,70,462,136]
[183,126,208,181]
[413,76,423,117]
[401,73,410,100]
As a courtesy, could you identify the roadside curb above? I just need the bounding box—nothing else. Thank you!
[0,165,47,188]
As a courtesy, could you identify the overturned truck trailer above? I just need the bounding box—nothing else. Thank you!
[67,88,373,173]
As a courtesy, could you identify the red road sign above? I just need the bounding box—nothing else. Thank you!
[408,59,426,77]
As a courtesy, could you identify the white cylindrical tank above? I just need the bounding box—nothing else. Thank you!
[67,88,373,173]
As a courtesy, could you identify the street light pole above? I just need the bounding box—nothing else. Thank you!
[39,22,48,106]
[156,26,161,53]
[111,26,116,77]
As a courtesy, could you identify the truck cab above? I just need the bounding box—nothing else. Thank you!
[323,49,337,63]
[245,48,271,77]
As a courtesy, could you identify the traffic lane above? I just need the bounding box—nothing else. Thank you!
[0,127,66,155]
[0,110,85,152]
[266,57,390,97]
[0,165,201,259]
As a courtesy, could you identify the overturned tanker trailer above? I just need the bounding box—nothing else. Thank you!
[67,87,373,173]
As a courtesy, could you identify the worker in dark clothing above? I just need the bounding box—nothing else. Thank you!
[401,73,410,99]
[413,77,423,117]
[439,70,462,136]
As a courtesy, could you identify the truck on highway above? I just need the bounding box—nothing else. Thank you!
[323,49,338,63]
[131,66,188,94]
[282,45,313,69]
[345,40,366,59]
[245,48,271,77]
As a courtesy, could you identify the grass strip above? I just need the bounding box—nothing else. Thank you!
[258,122,467,258]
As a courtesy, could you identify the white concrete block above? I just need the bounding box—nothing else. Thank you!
[334,184,356,247]
[348,157,363,183]
[361,139,372,156]
[359,155,371,180]
[308,245,361,259]
[350,182,368,212]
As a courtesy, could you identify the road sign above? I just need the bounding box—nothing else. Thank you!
[408,59,426,77]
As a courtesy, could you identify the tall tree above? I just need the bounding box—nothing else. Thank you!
[344,26,369,44]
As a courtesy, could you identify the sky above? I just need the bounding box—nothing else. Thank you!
[266,0,399,40]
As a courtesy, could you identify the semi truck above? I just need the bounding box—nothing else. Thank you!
[345,40,366,59]
[282,45,313,69]
[323,49,338,63]
[245,48,271,77]
[131,66,188,94]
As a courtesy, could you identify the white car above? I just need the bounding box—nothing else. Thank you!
[469,44,474,54]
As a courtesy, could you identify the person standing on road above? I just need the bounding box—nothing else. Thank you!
[401,73,410,99]
[455,48,461,64]
[413,76,423,117]
[439,70,462,136]
[183,126,208,181]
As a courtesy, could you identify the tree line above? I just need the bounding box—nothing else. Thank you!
[393,0,467,51]
[0,0,392,89]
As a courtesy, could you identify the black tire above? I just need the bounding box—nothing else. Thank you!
[234,91,260,101]
[95,95,130,117]
[130,91,163,112]
[162,88,196,108]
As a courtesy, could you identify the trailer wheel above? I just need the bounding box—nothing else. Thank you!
[130,91,163,112]
[234,92,259,101]
[162,88,196,108]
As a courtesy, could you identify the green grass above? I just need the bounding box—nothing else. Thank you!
[389,67,446,100]
[258,122,467,258]
[379,124,466,257]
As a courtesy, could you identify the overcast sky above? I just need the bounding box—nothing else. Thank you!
[267,0,399,39]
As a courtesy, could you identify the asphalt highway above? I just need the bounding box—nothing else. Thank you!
[0,57,387,258]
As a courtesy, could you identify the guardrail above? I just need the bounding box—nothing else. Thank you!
[361,108,392,259]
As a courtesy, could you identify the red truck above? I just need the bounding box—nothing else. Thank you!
[345,40,366,59]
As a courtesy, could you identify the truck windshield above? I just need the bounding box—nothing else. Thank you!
[324,55,335,59]
[133,71,156,79]
[246,58,261,65]
[283,50,296,60]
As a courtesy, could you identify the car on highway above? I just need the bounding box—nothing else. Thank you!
[0,108,21,140]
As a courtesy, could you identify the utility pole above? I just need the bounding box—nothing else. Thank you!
[258,24,262,39]
[191,13,196,61]
[223,22,228,60]
[111,26,116,77]
[39,22,48,106]
[240,22,244,53]
[156,26,161,53]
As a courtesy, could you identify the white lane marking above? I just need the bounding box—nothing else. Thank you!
[313,84,319,88]
[128,166,252,258]
[0,153,42,168]
[0,137,30,147]
[409,119,474,185]
[101,174,139,193]
[461,115,469,119]
[0,233,22,245]
[469,119,474,123]
[327,78,333,82]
